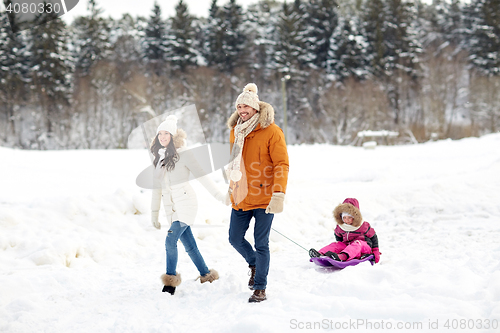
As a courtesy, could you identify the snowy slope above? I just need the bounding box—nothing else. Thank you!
[1,134,500,333]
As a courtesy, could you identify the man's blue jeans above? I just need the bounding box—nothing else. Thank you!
[228,208,274,290]
[165,221,209,277]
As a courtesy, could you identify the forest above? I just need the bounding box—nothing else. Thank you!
[0,0,499,149]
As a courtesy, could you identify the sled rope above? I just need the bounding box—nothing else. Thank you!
[272,228,309,252]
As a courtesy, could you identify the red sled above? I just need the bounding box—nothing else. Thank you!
[310,254,374,269]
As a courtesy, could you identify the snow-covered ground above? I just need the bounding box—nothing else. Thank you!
[1,134,500,332]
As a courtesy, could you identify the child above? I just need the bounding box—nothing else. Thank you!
[309,198,381,263]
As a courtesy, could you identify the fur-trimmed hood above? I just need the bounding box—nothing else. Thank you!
[227,101,275,130]
[333,198,363,228]
[150,128,186,150]
[173,128,187,149]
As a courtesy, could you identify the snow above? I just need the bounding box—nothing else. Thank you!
[1,134,500,332]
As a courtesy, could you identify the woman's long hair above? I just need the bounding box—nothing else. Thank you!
[150,134,179,171]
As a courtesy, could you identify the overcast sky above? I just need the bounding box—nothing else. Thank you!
[61,0,265,22]
[0,0,449,25]
[60,0,439,23]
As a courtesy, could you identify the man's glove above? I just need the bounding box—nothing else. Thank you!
[265,192,285,214]
[372,248,381,263]
[151,211,161,230]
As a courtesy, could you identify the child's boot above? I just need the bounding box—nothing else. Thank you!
[325,251,348,261]
[309,248,321,258]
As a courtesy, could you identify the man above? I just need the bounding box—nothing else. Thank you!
[226,83,289,303]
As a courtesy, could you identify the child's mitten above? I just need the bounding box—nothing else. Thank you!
[372,248,381,263]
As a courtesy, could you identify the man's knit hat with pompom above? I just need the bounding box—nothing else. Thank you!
[235,83,260,111]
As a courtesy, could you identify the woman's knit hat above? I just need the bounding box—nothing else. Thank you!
[156,115,178,135]
[235,83,260,111]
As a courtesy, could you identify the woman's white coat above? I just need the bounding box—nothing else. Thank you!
[151,146,223,227]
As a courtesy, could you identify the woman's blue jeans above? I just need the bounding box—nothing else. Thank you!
[228,208,274,290]
[165,221,209,277]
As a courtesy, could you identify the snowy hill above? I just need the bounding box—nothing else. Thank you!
[1,134,500,332]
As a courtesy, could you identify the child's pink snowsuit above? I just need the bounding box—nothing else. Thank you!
[320,198,379,261]
[319,222,375,259]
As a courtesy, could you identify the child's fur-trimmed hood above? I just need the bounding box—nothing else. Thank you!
[333,198,363,227]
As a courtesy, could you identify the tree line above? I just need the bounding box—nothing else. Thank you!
[0,0,499,149]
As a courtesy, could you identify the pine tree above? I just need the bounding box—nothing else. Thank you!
[0,11,26,139]
[201,0,246,73]
[362,0,421,124]
[0,15,11,86]
[362,0,420,78]
[3,0,24,33]
[112,14,142,67]
[167,0,198,71]
[142,2,168,64]
[274,0,311,75]
[243,0,283,77]
[466,0,500,133]
[220,0,246,73]
[447,0,464,45]
[327,15,370,82]
[28,4,73,134]
[72,0,111,76]
[202,0,225,69]
[384,0,420,77]
[0,10,28,98]
[291,0,314,68]
[416,0,470,138]
[362,0,384,76]
[0,0,29,85]
[425,0,464,47]
[305,0,339,69]
[467,0,500,76]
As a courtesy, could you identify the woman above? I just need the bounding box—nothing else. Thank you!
[150,115,227,295]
